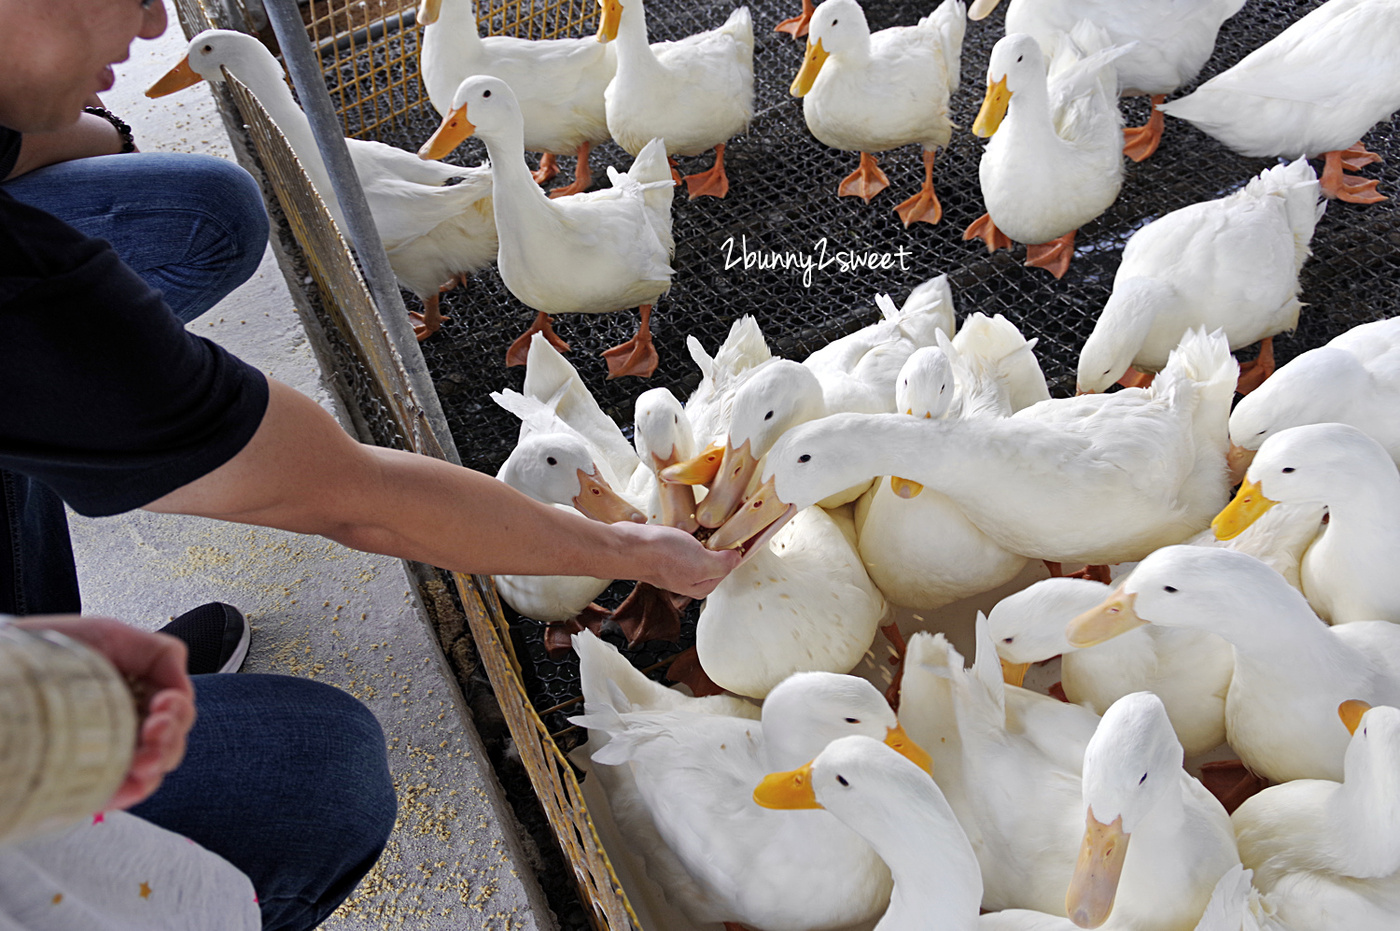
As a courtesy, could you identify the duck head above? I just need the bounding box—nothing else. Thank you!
[974,33,1044,137]
[498,433,646,524]
[420,73,517,160]
[790,0,871,97]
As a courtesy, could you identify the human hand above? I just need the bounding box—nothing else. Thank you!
[13,616,195,811]
[612,522,742,598]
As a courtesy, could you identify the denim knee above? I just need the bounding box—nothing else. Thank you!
[165,155,269,321]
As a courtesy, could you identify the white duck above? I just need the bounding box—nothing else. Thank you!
[491,433,645,651]
[965,24,1128,279]
[598,0,754,198]
[1067,545,1400,783]
[1158,0,1400,204]
[789,0,966,226]
[417,0,614,197]
[1064,692,1241,930]
[695,501,887,698]
[854,315,1048,611]
[1231,701,1400,931]
[676,275,956,528]
[967,0,1248,161]
[569,630,933,931]
[677,314,776,465]
[1228,317,1400,471]
[708,328,1236,572]
[1213,423,1400,626]
[987,576,1233,758]
[420,75,673,377]
[148,29,496,341]
[1077,159,1326,395]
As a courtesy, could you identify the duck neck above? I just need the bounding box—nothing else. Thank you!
[422,0,484,108]
[221,58,345,229]
[1000,70,1055,146]
[614,3,662,76]
[1325,738,1400,878]
[857,781,982,931]
[1313,460,1400,531]
[478,124,553,225]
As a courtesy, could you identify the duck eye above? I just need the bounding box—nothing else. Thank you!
[1139,773,1148,785]
[546,456,557,466]
[483,89,492,98]
[836,774,849,787]
[1163,585,1177,593]
[764,410,774,421]
[1002,636,1014,644]
[844,717,860,724]
[1282,467,1295,473]
[1016,54,1023,62]
[202,44,213,52]
[798,454,811,463]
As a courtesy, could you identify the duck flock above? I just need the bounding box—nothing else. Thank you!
[151,0,1400,927]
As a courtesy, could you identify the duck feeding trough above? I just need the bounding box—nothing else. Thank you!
[171,0,1399,928]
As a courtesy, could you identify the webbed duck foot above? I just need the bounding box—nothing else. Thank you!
[438,271,470,293]
[668,157,684,187]
[893,149,942,227]
[1048,681,1070,703]
[532,152,560,186]
[962,212,1014,254]
[684,144,730,199]
[610,582,684,647]
[879,621,907,661]
[838,152,890,202]
[1235,337,1276,395]
[1122,97,1165,163]
[1116,366,1155,390]
[1321,146,1387,204]
[1024,231,1077,279]
[774,0,814,38]
[542,603,611,658]
[507,312,570,366]
[411,294,448,342]
[547,142,593,199]
[1065,564,1113,585]
[665,647,726,698]
[602,304,659,379]
[1339,141,1383,171]
[1198,759,1270,815]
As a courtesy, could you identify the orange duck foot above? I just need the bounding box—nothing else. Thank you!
[532,152,560,186]
[685,144,730,199]
[1339,141,1383,171]
[838,153,890,202]
[880,621,907,661]
[885,663,904,710]
[1321,147,1387,204]
[774,0,814,37]
[602,304,659,379]
[542,603,612,658]
[1048,681,1070,703]
[438,271,470,293]
[1198,759,1271,815]
[1116,366,1155,390]
[1235,337,1276,395]
[894,150,942,226]
[610,582,686,647]
[506,312,570,367]
[548,142,594,198]
[1122,97,1166,162]
[1066,564,1114,585]
[963,212,1015,253]
[411,295,448,342]
[665,646,726,698]
[1025,231,1077,279]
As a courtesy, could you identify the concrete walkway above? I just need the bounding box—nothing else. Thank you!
[65,6,555,928]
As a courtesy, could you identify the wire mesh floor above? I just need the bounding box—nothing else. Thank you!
[330,0,1400,737]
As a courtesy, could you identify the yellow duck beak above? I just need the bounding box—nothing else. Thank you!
[1000,657,1030,689]
[1066,810,1130,929]
[597,0,623,42]
[752,724,935,809]
[1066,586,1145,648]
[659,442,726,487]
[967,0,1004,20]
[1211,477,1277,541]
[146,55,204,98]
[572,469,647,524]
[705,475,795,553]
[1340,699,1372,736]
[695,439,759,529]
[417,0,443,27]
[972,75,1011,138]
[889,476,924,499]
[1226,444,1256,487]
[790,38,829,97]
[418,106,476,161]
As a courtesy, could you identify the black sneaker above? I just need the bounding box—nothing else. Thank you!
[158,602,250,675]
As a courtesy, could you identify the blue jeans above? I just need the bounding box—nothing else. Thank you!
[0,152,268,616]
[130,675,398,931]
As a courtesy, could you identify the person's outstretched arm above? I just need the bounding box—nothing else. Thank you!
[147,379,741,598]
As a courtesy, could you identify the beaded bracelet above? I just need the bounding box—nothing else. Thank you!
[82,106,137,154]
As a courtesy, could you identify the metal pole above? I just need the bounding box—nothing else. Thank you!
[261,0,462,466]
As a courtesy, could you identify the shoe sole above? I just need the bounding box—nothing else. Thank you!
[219,619,251,675]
